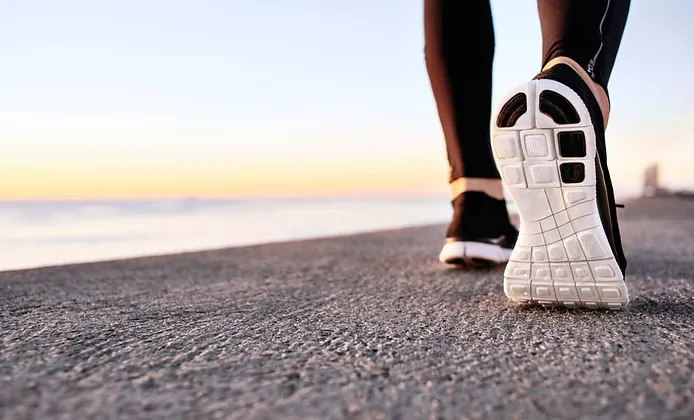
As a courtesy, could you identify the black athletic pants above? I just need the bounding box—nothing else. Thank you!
[424,0,631,183]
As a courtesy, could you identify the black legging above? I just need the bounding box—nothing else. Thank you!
[424,0,631,183]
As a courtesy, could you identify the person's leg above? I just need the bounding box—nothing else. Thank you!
[424,0,499,184]
[537,0,631,126]
[424,0,517,266]
[538,0,630,92]
[490,1,632,308]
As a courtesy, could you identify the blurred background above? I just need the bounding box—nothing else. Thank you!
[2,0,692,271]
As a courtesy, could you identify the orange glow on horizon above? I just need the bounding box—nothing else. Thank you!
[0,158,449,200]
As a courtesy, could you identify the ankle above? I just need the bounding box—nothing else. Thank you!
[450,177,504,201]
[542,57,610,127]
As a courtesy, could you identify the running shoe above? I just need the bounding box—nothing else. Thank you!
[490,62,628,309]
[439,191,518,266]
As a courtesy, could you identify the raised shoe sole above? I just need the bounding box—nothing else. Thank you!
[490,79,629,310]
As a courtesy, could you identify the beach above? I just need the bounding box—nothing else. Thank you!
[1,196,693,419]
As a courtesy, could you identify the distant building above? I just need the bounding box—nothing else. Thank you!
[643,164,660,197]
[642,164,694,199]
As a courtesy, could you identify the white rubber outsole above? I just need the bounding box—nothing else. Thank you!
[439,241,512,266]
[490,79,629,310]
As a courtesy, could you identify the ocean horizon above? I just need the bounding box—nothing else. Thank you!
[0,197,462,272]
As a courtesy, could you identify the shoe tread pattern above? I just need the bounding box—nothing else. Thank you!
[491,80,629,310]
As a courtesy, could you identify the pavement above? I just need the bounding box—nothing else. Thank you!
[1,196,693,419]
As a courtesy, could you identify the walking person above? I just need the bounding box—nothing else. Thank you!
[424,0,631,309]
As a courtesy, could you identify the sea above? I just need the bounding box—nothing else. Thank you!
[0,198,463,272]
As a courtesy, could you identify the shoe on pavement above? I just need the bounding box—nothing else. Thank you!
[439,191,518,267]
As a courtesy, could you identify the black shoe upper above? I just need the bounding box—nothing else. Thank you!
[533,64,627,275]
[446,191,518,249]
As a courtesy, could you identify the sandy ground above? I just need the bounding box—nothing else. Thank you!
[1,197,693,419]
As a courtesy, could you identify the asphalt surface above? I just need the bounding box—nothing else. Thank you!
[1,197,693,419]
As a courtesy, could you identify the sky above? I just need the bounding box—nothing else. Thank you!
[2,0,693,200]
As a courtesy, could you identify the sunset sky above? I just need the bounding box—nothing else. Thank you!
[2,0,693,200]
